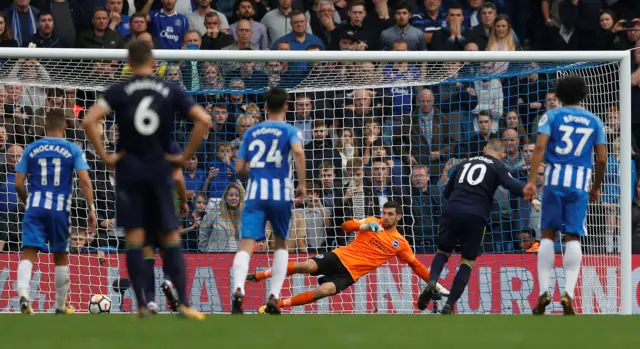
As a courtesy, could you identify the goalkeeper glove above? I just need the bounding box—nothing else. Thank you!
[360,221,383,233]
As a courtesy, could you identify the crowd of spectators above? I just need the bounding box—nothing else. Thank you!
[0,0,638,255]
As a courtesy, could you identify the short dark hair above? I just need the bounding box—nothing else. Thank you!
[265,87,289,113]
[555,76,588,106]
[290,10,305,19]
[131,12,146,21]
[46,109,67,131]
[395,1,412,13]
[383,201,402,215]
[38,11,53,21]
[127,39,153,67]
[205,11,219,20]
[307,44,323,50]
[482,1,497,11]
[447,3,463,13]
[93,7,108,18]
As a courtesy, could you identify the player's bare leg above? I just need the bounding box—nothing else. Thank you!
[53,252,74,315]
[231,238,258,314]
[534,229,556,315]
[265,237,289,315]
[125,228,150,318]
[248,258,319,282]
[560,233,581,315]
[160,231,204,320]
[17,247,37,315]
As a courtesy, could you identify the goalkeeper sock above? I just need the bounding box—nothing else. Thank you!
[446,262,472,307]
[125,245,147,308]
[255,262,296,281]
[429,252,449,285]
[144,257,156,304]
[537,238,555,296]
[17,259,33,300]
[232,250,250,295]
[162,244,188,306]
[55,265,70,310]
[563,240,582,299]
[269,249,288,299]
[279,291,315,308]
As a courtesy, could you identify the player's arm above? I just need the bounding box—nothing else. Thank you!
[498,167,525,197]
[397,246,430,282]
[591,120,608,198]
[14,172,27,204]
[83,101,121,166]
[291,140,306,199]
[77,170,95,211]
[173,168,188,205]
[527,133,549,185]
[180,104,210,163]
[442,166,458,200]
[341,218,383,233]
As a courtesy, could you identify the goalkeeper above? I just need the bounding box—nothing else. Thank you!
[247,201,448,313]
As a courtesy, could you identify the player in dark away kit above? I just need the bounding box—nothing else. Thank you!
[83,40,210,319]
[417,139,530,314]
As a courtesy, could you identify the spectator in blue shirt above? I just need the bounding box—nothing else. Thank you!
[271,10,324,50]
[411,0,447,49]
[184,155,207,210]
[6,0,39,47]
[107,0,131,37]
[149,0,190,49]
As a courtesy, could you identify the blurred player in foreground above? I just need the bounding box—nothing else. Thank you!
[247,201,448,313]
[15,109,97,315]
[83,40,210,319]
[231,87,307,314]
[524,76,607,315]
[417,139,527,314]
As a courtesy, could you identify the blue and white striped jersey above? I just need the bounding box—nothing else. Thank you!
[16,137,89,212]
[237,121,302,202]
[537,107,606,192]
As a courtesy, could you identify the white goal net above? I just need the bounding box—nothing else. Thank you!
[0,49,632,314]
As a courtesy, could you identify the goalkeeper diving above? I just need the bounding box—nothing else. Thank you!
[247,201,448,313]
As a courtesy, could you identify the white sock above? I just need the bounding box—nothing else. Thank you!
[563,240,582,299]
[55,266,70,310]
[269,249,289,300]
[537,238,555,296]
[17,260,33,300]
[232,251,251,296]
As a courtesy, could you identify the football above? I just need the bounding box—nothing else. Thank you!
[88,294,112,314]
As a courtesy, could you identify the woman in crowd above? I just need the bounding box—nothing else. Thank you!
[199,183,244,252]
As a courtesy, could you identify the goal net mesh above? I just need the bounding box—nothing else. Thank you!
[0,54,623,314]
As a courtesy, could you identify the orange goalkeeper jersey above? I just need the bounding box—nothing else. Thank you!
[333,217,431,282]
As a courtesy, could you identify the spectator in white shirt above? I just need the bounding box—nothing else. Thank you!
[188,0,230,35]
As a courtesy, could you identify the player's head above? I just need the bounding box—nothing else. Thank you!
[265,87,289,117]
[45,108,67,135]
[127,39,155,72]
[483,138,506,159]
[555,76,588,106]
[381,201,402,229]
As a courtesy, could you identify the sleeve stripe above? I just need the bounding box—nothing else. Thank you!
[97,99,112,114]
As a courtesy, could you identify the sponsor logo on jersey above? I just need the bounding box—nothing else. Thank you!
[538,114,548,126]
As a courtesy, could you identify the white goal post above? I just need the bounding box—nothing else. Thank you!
[0,48,632,315]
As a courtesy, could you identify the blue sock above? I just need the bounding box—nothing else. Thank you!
[144,257,156,304]
[447,263,473,307]
[429,252,449,285]
[162,244,187,306]
[125,245,146,308]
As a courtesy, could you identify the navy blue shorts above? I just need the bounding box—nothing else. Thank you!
[240,200,293,241]
[22,208,71,253]
[116,182,179,236]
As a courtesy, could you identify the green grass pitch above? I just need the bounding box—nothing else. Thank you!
[3,314,640,349]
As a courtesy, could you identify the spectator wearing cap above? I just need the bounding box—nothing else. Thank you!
[27,11,64,48]
[329,0,389,51]
[262,0,313,47]
[188,0,230,36]
[309,0,340,49]
[271,10,324,50]
[380,3,426,51]
[6,0,39,47]
[201,11,235,49]
[338,29,359,50]
[106,0,131,37]
[229,0,269,50]
[76,7,125,48]
[410,0,446,49]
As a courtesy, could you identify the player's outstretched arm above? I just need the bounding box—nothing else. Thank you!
[77,169,97,231]
[341,218,383,233]
[291,141,306,200]
[524,133,549,200]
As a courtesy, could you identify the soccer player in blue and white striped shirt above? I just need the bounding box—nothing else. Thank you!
[14,109,97,315]
[524,76,607,315]
[231,87,307,315]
